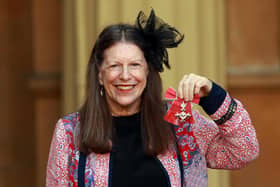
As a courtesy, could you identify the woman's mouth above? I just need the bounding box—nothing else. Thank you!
[116,85,135,91]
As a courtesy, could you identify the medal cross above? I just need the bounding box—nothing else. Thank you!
[174,101,191,122]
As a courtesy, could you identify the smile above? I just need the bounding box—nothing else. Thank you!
[116,85,135,91]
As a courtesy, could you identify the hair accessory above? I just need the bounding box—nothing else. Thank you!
[135,9,184,72]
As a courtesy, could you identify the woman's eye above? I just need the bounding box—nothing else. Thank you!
[107,64,120,71]
[109,64,118,68]
[131,63,141,68]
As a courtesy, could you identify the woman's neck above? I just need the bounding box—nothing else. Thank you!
[107,99,141,117]
[111,108,140,116]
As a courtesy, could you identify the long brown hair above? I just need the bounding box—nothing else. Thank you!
[79,23,182,155]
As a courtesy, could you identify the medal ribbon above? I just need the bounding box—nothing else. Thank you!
[164,87,200,125]
[164,87,200,165]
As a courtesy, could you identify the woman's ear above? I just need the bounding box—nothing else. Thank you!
[146,63,149,77]
[98,71,104,85]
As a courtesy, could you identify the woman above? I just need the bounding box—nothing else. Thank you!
[46,10,259,187]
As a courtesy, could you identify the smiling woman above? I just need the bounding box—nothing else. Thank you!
[46,9,259,187]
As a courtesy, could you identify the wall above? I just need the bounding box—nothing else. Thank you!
[0,0,62,186]
[227,0,280,186]
[0,0,35,186]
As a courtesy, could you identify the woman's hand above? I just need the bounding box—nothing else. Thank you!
[178,73,212,101]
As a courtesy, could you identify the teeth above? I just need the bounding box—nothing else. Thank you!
[117,85,133,90]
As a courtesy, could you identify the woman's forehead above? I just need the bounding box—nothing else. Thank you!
[104,42,145,61]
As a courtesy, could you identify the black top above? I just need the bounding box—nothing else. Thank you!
[111,112,169,187]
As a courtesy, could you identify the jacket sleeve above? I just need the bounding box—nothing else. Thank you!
[193,83,259,169]
[46,119,70,186]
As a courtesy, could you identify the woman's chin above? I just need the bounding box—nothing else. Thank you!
[114,98,141,110]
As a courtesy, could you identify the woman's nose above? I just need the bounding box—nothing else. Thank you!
[120,65,130,80]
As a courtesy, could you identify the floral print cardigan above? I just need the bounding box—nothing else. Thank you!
[46,84,259,187]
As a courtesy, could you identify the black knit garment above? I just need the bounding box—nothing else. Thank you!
[111,112,169,187]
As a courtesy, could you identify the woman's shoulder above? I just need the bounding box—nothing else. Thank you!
[58,112,80,133]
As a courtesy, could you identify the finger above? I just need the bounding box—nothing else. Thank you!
[195,78,212,97]
[188,74,201,100]
[183,76,195,101]
[178,79,184,98]
[194,80,203,95]
[178,75,188,98]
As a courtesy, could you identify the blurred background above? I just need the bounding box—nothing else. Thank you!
[1,0,279,186]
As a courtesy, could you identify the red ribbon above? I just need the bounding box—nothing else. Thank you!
[164,87,200,126]
[164,87,200,164]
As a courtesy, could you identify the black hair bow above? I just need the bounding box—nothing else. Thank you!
[135,9,184,72]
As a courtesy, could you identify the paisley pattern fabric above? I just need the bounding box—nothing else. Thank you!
[46,94,259,187]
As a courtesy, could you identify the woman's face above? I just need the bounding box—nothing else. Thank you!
[98,42,149,116]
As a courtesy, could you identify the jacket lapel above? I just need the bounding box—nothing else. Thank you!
[157,148,181,187]
[94,153,110,187]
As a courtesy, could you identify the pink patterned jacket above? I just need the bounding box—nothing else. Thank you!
[46,93,259,187]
